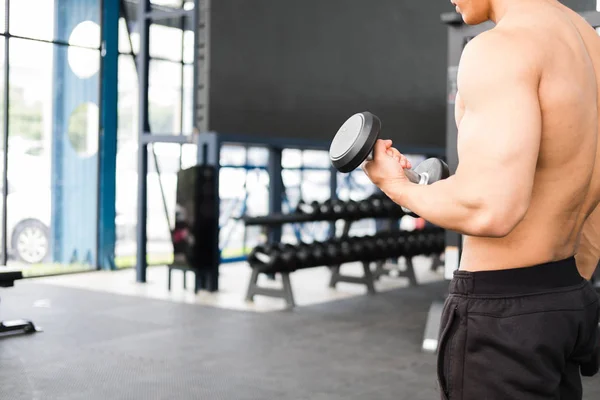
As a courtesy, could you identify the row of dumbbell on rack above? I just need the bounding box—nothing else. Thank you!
[295,194,405,221]
[248,228,445,273]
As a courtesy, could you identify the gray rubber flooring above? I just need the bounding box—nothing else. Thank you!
[1,280,599,400]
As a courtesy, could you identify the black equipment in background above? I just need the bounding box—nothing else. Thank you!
[171,165,220,292]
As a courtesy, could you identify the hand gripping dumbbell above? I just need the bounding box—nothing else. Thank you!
[329,112,450,216]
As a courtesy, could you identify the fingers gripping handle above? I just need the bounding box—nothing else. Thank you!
[366,149,423,184]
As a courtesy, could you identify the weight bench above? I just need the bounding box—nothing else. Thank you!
[0,269,40,337]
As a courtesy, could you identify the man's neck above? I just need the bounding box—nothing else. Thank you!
[489,0,551,24]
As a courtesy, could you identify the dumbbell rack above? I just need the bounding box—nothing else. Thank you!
[326,219,418,292]
[327,219,379,296]
[242,197,445,308]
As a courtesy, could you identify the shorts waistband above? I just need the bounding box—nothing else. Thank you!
[450,257,583,295]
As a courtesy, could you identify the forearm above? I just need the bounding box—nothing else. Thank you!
[383,176,501,236]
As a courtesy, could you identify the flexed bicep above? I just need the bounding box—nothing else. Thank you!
[451,31,542,235]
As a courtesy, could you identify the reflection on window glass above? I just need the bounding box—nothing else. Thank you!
[181,144,197,169]
[10,0,99,45]
[10,0,54,41]
[247,147,268,166]
[0,40,4,257]
[67,21,101,79]
[149,60,182,134]
[282,170,301,196]
[150,25,183,61]
[220,166,269,258]
[68,20,100,48]
[9,40,52,171]
[68,103,99,157]
[119,18,138,55]
[301,171,331,202]
[152,0,184,6]
[115,142,183,267]
[302,150,330,168]
[118,55,138,145]
[118,18,186,63]
[336,171,376,202]
[282,149,302,168]
[116,54,138,267]
[68,46,101,80]
[8,39,99,272]
[0,2,5,33]
[182,65,194,135]
[183,30,194,64]
[220,145,246,166]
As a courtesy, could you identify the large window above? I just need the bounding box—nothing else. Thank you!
[0,0,101,276]
[116,3,194,268]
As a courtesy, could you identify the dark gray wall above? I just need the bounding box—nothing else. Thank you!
[209,0,595,149]
[563,0,596,11]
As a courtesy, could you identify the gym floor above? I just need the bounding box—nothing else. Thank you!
[2,261,600,399]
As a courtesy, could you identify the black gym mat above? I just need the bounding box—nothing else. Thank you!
[1,280,599,400]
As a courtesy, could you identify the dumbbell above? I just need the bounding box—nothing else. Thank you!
[417,233,433,256]
[347,237,366,261]
[358,198,374,217]
[324,240,342,265]
[332,200,347,217]
[319,200,346,218]
[296,200,317,215]
[375,232,395,259]
[415,234,430,256]
[344,200,360,219]
[361,237,379,261]
[248,244,284,272]
[329,112,450,215]
[394,234,407,257]
[328,238,352,263]
[373,236,389,261]
[311,242,328,266]
[295,243,315,268]
[381,195,401,216]
[386,233,403,258]
[369,196,385,217]
[404,234,420,257]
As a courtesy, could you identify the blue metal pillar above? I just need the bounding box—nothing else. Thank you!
[98,0,119,270]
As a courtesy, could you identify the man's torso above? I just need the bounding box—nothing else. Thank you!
[455,2,600,271]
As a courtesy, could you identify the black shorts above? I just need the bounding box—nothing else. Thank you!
[438,257,600,400]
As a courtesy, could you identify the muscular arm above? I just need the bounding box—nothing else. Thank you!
[387,32,542,237]
[576,205,600,280]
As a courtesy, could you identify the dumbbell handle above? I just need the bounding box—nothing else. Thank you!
[366,152,430,185]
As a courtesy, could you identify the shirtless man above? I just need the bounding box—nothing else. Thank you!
[363,0,600,399]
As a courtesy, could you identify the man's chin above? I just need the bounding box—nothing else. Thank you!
[461,14,479,26]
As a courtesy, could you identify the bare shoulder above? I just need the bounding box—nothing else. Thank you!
[458,28,542,92]
[462,28,540,72]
